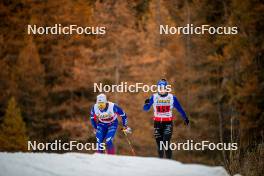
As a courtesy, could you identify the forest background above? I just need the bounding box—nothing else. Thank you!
[0,0,263,175]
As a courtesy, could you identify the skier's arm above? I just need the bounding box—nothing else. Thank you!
[114,104,128,127]
[90,106,97,129]
[173,96,189,124]
[143,95,154,111]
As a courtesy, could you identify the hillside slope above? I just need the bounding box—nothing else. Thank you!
[0,153,229,176]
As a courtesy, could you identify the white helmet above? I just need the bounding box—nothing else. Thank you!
[96,93,107,104]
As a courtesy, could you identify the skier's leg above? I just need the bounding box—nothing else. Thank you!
[154,121,164,158]
[163,121,173,159]
[105,120,118,154]
[96,123,107,153]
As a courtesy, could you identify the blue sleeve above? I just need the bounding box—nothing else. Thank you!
[173,96,188,122]
[143,95,154,111]
[90,106,97,129]
[114,104,128,127]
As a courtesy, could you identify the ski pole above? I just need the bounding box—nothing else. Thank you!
[122,130,136,156]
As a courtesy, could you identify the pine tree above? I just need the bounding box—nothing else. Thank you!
[0,97,29,151]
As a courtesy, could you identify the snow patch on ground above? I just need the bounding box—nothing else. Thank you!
[0,152,229,176]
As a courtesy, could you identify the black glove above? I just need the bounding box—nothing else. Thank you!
[144,98,150,104]
[185,119,189,126]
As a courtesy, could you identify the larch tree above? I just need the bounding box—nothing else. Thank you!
[0,97,29,151]
[15,35,47,140]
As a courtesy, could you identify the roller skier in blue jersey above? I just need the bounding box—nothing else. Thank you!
[143,79,189,159]
[90,93,131,154]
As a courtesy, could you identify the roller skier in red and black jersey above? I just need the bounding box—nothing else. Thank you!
[143,79,189,159]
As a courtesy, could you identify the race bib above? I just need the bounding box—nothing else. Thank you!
[156,105,170,113]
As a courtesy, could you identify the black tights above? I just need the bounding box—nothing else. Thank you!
[154,121,173,159]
